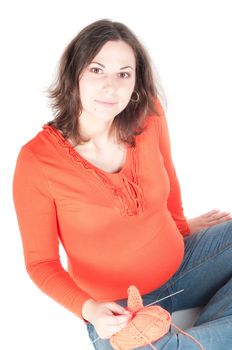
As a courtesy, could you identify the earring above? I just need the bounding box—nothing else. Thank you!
[130,91,140,103]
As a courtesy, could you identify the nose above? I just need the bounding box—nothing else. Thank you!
[102,76,117,93]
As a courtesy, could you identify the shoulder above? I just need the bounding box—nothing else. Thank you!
[13,126,55,192]
[14,125,55,180]
[18,124,56,158]
[19,125,45,150]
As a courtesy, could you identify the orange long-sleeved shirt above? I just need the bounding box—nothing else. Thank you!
[13,99,190,323]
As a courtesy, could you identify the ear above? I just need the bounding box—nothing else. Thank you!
[127,285,144,312]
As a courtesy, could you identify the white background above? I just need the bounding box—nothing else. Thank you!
[1,1,231,349]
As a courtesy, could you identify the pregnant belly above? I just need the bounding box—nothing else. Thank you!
[71,215,184,301]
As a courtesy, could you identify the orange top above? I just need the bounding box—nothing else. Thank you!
[13,99,190,323]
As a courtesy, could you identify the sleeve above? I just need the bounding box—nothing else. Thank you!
[12,146,92,323]
[154,98,190,236]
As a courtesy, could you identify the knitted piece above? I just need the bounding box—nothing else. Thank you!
[110,285,171,350]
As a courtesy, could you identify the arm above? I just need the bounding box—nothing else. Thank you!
[13,146,92,323]
[153,99,232,235]
[154,98,190,236]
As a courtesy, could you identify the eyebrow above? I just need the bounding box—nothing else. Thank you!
[90,61,134,70]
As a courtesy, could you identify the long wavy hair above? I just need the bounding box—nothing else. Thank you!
[46,19,162,147]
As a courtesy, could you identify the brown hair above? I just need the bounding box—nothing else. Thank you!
[46,19,162,147]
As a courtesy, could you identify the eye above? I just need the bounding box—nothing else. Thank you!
[118,72,130,78]
[90,67,103,74]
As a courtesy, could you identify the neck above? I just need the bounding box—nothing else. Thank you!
[78,114,118,149]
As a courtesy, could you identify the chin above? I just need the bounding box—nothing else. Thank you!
[91,109,120,121]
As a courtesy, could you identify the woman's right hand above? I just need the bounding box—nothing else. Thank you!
[82,299,132,339]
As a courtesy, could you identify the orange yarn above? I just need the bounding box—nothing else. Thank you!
[110,285,171,350]
[110,286,204,350]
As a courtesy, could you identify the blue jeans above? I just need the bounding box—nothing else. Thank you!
[86,220,232,349]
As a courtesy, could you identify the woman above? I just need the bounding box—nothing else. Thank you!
[13,19,232,349]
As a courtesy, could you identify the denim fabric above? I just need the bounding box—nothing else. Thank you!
[86,220,232,349]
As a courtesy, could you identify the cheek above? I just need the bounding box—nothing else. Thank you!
[119,84,135,103]
[122,78,136,98]
[79,78,96,102]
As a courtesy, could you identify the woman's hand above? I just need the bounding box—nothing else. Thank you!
[82,299,132,339]
[187,209,232,234]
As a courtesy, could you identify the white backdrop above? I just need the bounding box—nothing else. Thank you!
[1,1,231,349]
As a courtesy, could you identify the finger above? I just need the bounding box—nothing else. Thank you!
[114,320,130,333]
[105,314,132,326]
[205,216,231,227]
[208,212,231,222]
[216,212,232,219]
[99,322,129,339]
[106,302,130,315]
[202,209,220,218]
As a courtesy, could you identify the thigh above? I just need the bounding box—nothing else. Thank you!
[86,321,175,350]
[86,322,112,350]
[167,220,232,311]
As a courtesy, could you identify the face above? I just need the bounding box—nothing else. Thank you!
[78,40,136,122]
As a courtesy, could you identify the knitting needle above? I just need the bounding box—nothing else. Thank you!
[88,289,184,347]
[145,289,184,307]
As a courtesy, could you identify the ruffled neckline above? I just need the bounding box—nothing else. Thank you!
[42,124,145,216]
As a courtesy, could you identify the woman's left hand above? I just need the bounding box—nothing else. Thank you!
[187,209,232,234]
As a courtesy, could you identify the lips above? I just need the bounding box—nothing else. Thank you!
[95,100,117,107]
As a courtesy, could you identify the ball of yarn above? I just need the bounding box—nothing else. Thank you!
[110,285,171,350]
